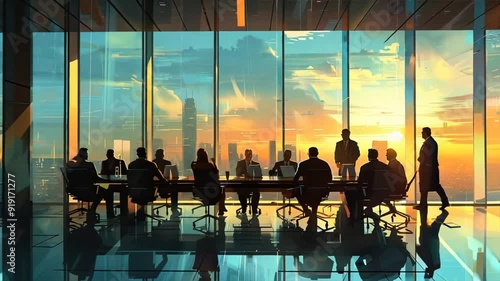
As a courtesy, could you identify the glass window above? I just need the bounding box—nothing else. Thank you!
[32,32,65,203]
[486,30,500,203]
[284,31,342,166]
[153,32,215,175]
[416,31,474,202]
[218,32,283,175]
[349,31,406,174]
[80,32,143,170]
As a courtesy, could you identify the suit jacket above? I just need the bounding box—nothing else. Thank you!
[235,159,259,177]
[293,157,332,186]
[269,160,298,177]
[128,158,167,182]
[358,160,390,197]
[418,136,440,192]
[66,159,100,183]
[100,158,127,175]
[388,159,407,195]
[152,158,172,175]
[334,139,360,165]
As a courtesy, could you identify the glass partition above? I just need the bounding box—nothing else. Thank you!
[416,30,474,202]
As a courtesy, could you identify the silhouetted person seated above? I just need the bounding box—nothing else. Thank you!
[357,149,397,218]
[235,149,260,214]
[269,149,298,176]
[293,147,333,231]
[386,148,408,196]
[64,224,102,280]
[191,148,225,215]
[417,208,449,279]
[152,149,172,175]
[66,147,115,221]
[151,149,178,215]
[128,147,168,220]
[100,149,127,175]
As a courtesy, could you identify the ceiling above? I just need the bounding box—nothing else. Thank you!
[1,0,500,32]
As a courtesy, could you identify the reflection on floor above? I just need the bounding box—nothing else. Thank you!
[31,204,500,281]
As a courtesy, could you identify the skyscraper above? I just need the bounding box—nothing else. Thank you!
[228,143,238,172]
[183,98,197,173]
[269,140,276,168]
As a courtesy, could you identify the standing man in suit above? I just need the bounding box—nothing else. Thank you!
[235,149,260,214]
[100,149,127,175]
[334,129,361,176]
[152,149,172,175]
[269,149,298,176]
[294,147,333,231]
[414,127,450,210]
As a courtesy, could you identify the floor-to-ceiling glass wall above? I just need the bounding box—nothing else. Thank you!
[416,30,474,202]
[486,30,500,203]
[284,31,343,167]
[80,32,143,169]
[32,32,65,203]
[218,32,283,175]
[349,31,406,174]
[153,32,215,176]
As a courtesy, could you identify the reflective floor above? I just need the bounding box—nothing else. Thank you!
[29,203,499,281]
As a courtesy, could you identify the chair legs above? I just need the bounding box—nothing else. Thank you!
[236,197,261,216]
[276,198,305,222]
[193,205,217,234]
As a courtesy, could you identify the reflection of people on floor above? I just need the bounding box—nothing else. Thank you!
[333,206,412,277]
[128,252,168,279]
[417,208,449,278]
[293,251,334,280]
[193,236,219,281]
[64,224,102,280]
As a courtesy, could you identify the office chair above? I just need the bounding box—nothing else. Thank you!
[154,188,182,216]
[127,169,162,223]
[192,170,221,234]
[294,169,334,232]
[363,170,411,232]
[276,188,307,222]
[378,171,413,231]
[64,167,101,223]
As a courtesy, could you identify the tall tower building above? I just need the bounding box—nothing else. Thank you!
[269,140,276,168]
[228,143,238,172]
[183,98,197,173]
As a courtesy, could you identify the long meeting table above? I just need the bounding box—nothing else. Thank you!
[95,175,360,220]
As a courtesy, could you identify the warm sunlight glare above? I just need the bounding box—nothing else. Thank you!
[389,131,403,141]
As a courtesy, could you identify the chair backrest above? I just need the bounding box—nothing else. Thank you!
[127,169,154,189]
[371,170,393,202]
[193,170,222,206]
[65,167,97,202]
[60,167,69,185]
[303,169,330,190]
[373,169,406,199]
[127,169,156,204]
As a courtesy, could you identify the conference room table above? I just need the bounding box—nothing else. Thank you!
[95,175,361,219]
